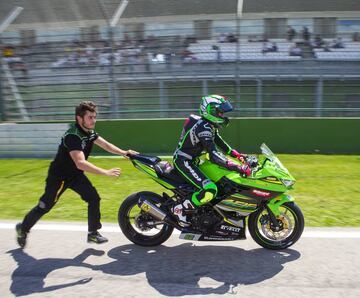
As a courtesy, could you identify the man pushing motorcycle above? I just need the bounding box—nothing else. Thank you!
[172,94,251,225]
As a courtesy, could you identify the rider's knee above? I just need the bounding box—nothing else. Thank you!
[193,180,217,206]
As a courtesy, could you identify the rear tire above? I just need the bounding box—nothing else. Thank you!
[118,191,174,246]
[248,202,304,250]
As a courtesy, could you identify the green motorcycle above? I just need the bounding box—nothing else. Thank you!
[118,143,304,250]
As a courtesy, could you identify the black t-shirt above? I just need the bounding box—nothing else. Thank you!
[48,123,99,178]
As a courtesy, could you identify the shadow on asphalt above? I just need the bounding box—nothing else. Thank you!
[8,243,300,296]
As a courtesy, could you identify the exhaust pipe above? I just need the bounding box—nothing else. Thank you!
[139,200,167,221]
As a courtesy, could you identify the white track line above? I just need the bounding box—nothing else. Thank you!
[2,222,360,238]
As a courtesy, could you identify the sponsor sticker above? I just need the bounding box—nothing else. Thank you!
[140,202,151,212]
[251,189,271,197]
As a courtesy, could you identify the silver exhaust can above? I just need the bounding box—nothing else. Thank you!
[139,200,167,221]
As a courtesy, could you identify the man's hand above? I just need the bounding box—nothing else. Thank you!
[105,168,121,177]
[124,149,139,158]
[226,160,251,177]
[237,164,251,177]
[231,149,247,163]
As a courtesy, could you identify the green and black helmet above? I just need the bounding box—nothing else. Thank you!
[199,94,233,127]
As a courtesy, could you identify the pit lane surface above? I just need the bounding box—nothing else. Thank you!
[0,221,359,298]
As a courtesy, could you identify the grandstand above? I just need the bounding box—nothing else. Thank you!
[0,0,359,121]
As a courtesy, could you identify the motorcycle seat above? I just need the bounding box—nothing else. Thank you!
[154,160,189,184]
[130,154,161,166]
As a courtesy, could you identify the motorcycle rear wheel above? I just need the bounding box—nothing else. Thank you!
[118,191,174,246]
[248,202,304,250]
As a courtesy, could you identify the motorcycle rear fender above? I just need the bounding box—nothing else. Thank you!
[267,194,294,217]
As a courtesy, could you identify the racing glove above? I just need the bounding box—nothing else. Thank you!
[226,160,251,177]
[230,149,247,163]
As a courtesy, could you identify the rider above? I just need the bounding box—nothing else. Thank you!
[172,94,251,225]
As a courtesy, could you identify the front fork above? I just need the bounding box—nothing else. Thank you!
[263,194,294,228]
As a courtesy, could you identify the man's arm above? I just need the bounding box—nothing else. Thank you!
[214,130,232,154]
[215,131,247,162]
[198,127,251,177]
[69,150,120,177]
[94,136,138,157]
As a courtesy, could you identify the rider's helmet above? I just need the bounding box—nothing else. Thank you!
[199,94,233,127]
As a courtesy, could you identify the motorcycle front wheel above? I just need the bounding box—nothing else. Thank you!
[118,191,174,246]
[248,202,304,250]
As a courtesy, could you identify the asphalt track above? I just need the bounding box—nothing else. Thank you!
[0,221,359,298]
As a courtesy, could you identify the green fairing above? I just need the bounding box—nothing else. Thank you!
[124,143,304,250]
[197,154,295,193]
[134,144,297,212]
[267,194,295,216]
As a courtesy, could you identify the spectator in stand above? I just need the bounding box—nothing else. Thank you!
[302,26,311,42]
[287,26,296,41]
[2,44,28,76]
[227,33,237,43]
[212,45,221,62]
[262,41,278,54]
[289,43,303,57]
[181,49,196,63]
[312,35,324,48]
[218,33,227,43]
[323,42,331,52]
[123,33,133,47]
[331,37,345,49]
[352,32,360,42]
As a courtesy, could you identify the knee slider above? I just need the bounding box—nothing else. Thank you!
[203,180,217,195]
[192,181,217,206]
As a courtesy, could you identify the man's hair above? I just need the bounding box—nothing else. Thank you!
[75,101,97,119]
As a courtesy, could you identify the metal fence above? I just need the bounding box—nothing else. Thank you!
[1,16,360,121]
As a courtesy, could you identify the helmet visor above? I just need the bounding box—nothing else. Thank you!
[217,101,233,113]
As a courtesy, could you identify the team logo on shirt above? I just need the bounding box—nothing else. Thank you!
[81,139,87,149]
[184,161,202,182]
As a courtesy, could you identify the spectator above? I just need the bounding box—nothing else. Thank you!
[164,47,174,69]
[331,37,345,49]
[181,49,196,63]
[352,32,360,42]
[287,26,296,41]
[289,43,302,57]
[212,44,221,62]
[218,33,227,43]
[2,45,28,75]
[123,33,133,47]
[227,33,237,43]
[312,35,324,48]
[323,42,331,52]
[262,41,278,54]
[302,26,311,42]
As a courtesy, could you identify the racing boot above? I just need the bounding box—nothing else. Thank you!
[87,231,108,244]
[172,199,194,226]
[16,223,27,249]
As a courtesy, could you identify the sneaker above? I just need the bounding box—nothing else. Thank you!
[16,223,27,248]
[87,231,108,244]
[172,199,194,226]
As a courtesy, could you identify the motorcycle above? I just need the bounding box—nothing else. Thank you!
[118,143,304,250]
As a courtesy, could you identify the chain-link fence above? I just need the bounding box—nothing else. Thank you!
[1,0,360,120]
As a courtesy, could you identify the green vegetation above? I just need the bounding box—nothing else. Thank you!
[0,155,359,227]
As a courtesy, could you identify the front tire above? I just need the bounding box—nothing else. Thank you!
[248,202,304,250]
[118,191,174,246]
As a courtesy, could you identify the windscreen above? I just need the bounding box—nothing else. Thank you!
[260,143,290,174]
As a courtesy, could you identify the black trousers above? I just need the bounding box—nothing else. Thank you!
[21,173,102,233]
